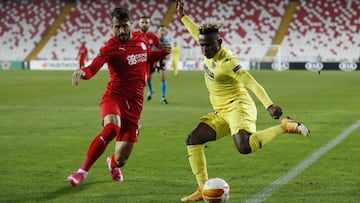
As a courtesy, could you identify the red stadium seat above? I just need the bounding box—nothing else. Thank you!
[0,0,66,60]
[167,0,287,61]
[282,0,360,62]
[37,0,170,60]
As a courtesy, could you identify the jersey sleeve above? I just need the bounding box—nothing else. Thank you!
[181,15,200,42]
[148,50,168,65]
[150,32,162,50]
[231,64,274,109]
[81,53,106,80]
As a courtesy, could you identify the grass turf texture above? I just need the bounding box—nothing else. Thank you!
[0,70,359,203]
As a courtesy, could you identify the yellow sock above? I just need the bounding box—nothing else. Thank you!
[249,125,284,152]
[187,145,208,187]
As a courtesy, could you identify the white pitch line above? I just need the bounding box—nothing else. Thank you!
[245,119,360,203]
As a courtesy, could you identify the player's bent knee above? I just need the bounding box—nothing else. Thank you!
[237,146,252,154]
[185,134,194,145]
[185,133,200,145]
[102,123,120,142]
[234,130,252,154]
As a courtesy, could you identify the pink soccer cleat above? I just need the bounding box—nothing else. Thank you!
[67,172,86,186]
[106,157,123,182]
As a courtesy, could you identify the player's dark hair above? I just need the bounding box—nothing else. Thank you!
[111,8,130,21]
[199,23,222,35]
[140,16,150,19]
[158,24,166,29]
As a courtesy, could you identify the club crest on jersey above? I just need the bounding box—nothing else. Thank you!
[233,64,242,72]
[212,61,216,69]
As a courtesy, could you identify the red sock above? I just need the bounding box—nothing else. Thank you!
[110,154,118,168]
[80,123,120,171]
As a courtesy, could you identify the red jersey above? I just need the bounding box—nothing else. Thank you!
[81,32,167,102]
[133,30,161,50]
[78,45,88,62]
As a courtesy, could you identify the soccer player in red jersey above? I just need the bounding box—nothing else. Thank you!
[133,16,161,101]
[76,41,88,68]
[67,7,171,186]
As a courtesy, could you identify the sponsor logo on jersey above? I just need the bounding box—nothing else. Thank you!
[204,64,214,79]
[127,53,147,65]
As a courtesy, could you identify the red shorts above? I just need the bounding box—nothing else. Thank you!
[117,118,139,142]
[100,93,142,142]
[79,58,86,66]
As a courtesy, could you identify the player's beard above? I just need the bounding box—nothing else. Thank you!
[118,33,130,42]
[141,27,149,33]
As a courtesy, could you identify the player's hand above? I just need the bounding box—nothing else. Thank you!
[160,43,171,54]
[267,105,283,119]
[176,0,185,18]
[72,69,85,86]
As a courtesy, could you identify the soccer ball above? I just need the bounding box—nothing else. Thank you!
[202,178,230,203]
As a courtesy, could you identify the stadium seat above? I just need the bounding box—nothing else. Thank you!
[37,0,171,60]
[0,0,65,60]
[167,0,287,61]
[3,0,359,63]
[281,0,360,62]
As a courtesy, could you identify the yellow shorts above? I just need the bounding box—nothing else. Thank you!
[200,99,257,139]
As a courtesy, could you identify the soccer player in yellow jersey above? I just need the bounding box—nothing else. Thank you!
[176,0,310,201]
[171,41,181,76]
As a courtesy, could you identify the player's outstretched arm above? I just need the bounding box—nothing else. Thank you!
[72,69,85,86]
[176,0,200,41]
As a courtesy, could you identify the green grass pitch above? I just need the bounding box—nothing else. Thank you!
[0,70,359,203]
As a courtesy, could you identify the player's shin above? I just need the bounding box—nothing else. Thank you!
[187,145,208,187]
[147,80,154,94]
[249,125,283,152]
[80,123,120,171]
[161,81,167,99]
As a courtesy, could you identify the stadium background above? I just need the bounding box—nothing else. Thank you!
[0,0,359,71]
[1,1,360,202]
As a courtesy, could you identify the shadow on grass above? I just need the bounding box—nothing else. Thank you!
[35,180,105,202]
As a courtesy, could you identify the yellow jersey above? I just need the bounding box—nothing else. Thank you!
[171,45,181,60]
[181,15,273,110]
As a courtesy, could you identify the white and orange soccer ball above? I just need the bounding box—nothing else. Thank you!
[202,178,230,203]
